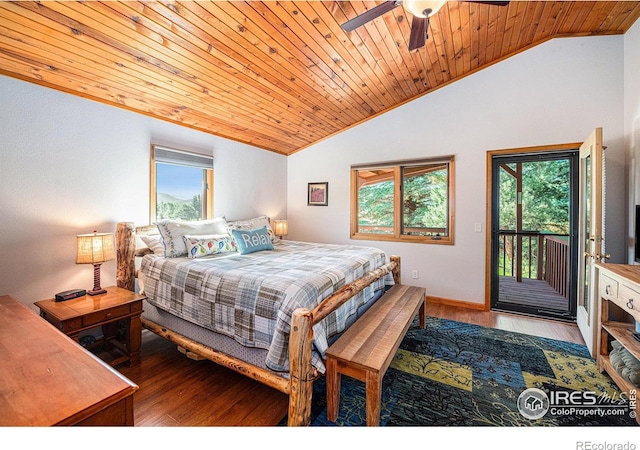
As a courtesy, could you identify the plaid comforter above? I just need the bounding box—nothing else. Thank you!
[140,240,393,373]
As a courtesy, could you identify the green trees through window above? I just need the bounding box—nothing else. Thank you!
[497,157,572,280]
[402,164,449,235]
[358,177,394,233]
[150,145,213,222]
[156,193,203,221]
[351,156,454,244]
[499,159,570,235]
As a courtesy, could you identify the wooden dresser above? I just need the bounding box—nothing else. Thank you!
[594,263,640,425]
[0,295,138,426]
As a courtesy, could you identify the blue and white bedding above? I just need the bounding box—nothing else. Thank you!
[139,240,393,373]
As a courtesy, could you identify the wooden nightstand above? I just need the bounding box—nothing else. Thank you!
[35,286,145,367]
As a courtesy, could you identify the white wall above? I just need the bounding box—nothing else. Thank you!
[625,20,640,263]
[288,35,626,306]
[0,75,287,308]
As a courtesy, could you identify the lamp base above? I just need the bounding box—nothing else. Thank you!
[87,288,107,296]
[87,263,106,296]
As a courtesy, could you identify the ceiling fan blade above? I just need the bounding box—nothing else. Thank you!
[341,1,402,32]
[463,1,510,6]
[408,15,427,51]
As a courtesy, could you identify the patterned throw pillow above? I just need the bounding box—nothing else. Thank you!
[182,234,237,259]
[155,217,229,257]
[227,215,276,243]
[231,226,274,255]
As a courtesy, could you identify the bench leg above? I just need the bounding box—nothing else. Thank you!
[326,357,340,423]
[419,294,426,329]
[365,371,381,426]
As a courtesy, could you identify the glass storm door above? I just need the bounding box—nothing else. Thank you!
[490,152,578,320]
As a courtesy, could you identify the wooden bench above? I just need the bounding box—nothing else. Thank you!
[325,284,426,426]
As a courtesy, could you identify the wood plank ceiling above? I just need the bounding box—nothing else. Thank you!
[1,1,639,156]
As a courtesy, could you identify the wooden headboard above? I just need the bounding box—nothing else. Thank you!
[115,222,157,292]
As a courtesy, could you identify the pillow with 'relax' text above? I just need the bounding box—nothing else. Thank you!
[231,226,274,255]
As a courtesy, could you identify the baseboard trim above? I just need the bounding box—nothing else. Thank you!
[426,295,488,311]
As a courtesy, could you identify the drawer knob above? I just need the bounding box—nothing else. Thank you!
[106,312,113,318]
[627,298,634,310]
[606,285,611,295]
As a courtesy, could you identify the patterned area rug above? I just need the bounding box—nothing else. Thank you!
[307,316,637,426]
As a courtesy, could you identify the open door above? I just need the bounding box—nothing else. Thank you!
[577,127,606,356]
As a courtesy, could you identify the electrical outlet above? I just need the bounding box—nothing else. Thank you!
[412,270,419,279]
[474,222,482,232]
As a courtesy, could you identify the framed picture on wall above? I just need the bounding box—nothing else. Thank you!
[308,182,328,206]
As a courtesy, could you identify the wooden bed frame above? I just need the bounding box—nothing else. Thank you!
[115,222,400,426]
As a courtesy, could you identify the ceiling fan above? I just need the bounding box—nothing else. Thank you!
[341,1,510,51]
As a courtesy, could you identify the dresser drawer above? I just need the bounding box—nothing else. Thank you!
[617,284,640,322]
[83,304,131,327]
[600,273,619,300]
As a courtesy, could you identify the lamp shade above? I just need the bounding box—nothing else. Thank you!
[273,220,288,237]
[76,231,116,264]
[403,0,445,18]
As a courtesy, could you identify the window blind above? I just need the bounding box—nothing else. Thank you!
[152,146,213,169]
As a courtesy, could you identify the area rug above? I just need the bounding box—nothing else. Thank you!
[304,316,637,426]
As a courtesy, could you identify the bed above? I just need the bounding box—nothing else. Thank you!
[115,219,400,426]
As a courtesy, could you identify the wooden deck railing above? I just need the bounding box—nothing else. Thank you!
[544,236,569,299]
[497,231,569,299]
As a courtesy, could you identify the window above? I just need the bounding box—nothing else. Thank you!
[350,156,454,244]
[150,145,213,222]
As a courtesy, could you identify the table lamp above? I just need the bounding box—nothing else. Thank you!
[76,230,115,295]
[273,219,288,240]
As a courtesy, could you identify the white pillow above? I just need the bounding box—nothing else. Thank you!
[155,217,229,257]
[227,215,276,243]
[141,235,165,256]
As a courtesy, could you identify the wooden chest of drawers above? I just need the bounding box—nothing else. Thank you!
[595,263,640,425]
[0,295,138,426]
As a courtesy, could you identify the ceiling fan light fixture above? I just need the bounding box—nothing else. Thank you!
[403,0,446,18]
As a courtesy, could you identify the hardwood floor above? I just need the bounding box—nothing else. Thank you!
[426,302,585,345]
[118,301,585,426]
[118,330,289,426]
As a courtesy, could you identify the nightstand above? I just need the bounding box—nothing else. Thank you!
[35,286,145,367]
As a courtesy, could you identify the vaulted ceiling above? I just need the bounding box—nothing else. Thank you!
[1,1,639,155]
